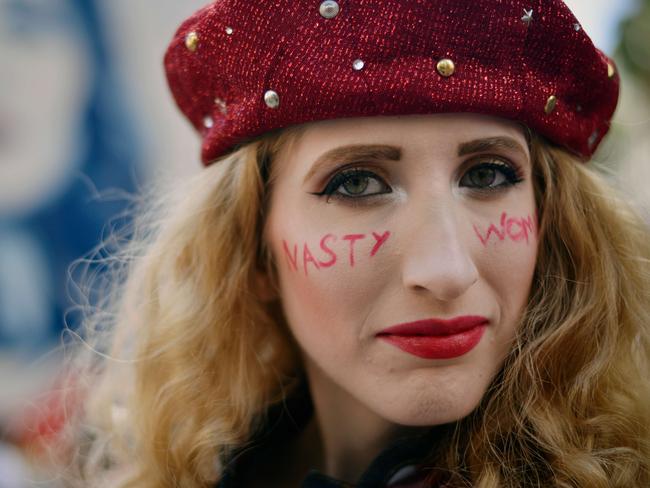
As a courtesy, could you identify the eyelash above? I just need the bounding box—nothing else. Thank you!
[312,158,524,204]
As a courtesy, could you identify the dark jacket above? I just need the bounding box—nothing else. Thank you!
[216,379,449,488]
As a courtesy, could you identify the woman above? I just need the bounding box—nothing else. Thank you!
[62,0,650,486]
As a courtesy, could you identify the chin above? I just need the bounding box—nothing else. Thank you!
[369,379,488,427]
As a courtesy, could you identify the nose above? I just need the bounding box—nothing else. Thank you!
[401,206,479,302]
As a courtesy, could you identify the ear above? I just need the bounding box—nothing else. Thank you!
[253,268,279,303]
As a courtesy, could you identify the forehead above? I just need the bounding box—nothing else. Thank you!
[276,113,529,171]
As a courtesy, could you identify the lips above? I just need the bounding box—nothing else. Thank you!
[378,315,489,336]
[376,315,489,359]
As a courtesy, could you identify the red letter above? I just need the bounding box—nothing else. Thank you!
[473,212,507,246]
[343,234,366,267]
[370,231,391,257]
[318,234,338,267]
[282,240,298,272]
[303,243,321,276]
[506,218,528,243]
[522,214,536,238]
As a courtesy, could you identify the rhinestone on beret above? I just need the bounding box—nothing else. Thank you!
[264,90,280,109]
[436,59,455,77]
[319,1,340,19]
[203,115,214,129]
[165,0,620,165]
[185,31,199,52]
[545,95,558,114]
[607,62,616,78]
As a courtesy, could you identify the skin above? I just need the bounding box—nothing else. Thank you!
[260,113,538,484]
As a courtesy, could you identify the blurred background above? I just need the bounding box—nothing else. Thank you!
[0,0,648,485]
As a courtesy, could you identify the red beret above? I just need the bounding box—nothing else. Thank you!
[164,0,620,166]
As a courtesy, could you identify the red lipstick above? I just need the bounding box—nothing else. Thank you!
[377,315,488,359]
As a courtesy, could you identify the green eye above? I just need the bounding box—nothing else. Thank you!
[341,174,370,195]
[460,161,522,191]
[317,169,391,200]
[467,166,500,187]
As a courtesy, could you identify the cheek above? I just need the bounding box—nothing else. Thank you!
[270,230,393,356]
[472,210,538,320]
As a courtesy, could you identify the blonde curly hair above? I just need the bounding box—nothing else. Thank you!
[57,124,650,487]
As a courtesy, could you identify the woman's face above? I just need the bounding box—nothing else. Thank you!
[263,113,538,426]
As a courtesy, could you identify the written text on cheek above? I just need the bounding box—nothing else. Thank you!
[281,212,537,276]
[282,231,391,276]
[473,212,537,246]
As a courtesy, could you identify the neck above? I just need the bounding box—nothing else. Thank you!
[303,359,425,483]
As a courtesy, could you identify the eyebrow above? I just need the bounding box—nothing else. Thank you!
[457,136,528,159]
[303,144,402,184]
[303,136,529,183]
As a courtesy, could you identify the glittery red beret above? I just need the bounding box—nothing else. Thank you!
[164,0,620,166]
